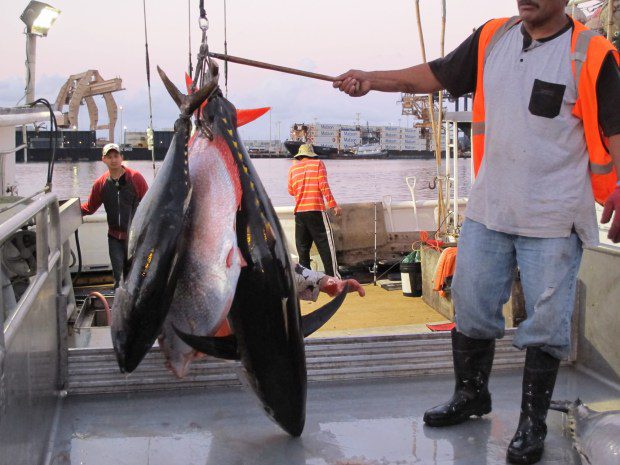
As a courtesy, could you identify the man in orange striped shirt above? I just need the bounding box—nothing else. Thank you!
[287,144,341,277]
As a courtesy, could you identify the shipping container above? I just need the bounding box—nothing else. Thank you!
[313,123,340,131]
[312,130,340,139]
[125,131,147,148]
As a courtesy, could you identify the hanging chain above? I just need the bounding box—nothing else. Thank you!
[192,0,212,93]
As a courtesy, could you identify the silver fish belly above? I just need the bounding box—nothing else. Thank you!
[159,132,243,378]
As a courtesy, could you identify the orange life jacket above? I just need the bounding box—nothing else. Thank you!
[471,16,619,205]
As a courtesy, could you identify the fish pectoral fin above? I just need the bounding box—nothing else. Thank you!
[301,283,349,337]
[172,325,240,360]
[235,107,270,127]
[549,400,571,413]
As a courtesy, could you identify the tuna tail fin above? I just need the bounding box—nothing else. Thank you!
[157,66,218,117]
[301,283,348,337]
[550,400,572,413]
[172,325,240,360]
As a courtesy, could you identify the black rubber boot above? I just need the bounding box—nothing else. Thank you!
[507,347,561,464]
[423,328,495,427]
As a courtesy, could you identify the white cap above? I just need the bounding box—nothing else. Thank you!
[102,143,121,157]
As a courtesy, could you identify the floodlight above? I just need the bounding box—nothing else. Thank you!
[20,1,61,37]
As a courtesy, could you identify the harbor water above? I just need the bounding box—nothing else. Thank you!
[15,159,472,207]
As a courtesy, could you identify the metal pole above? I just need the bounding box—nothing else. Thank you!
[207,52,338,82]
[22,126,28,163]
[444,120,451,222]
[607,0,615,40]
[119,105,123,144]
[453,121,459,233]
[269,112,272,154]
[25,34,37,105]
[373,202,378,286]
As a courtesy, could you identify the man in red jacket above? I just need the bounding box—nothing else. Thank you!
[81,143,149,287]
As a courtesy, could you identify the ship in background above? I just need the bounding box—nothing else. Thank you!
[14,128,287,162]
[283,121,447,159]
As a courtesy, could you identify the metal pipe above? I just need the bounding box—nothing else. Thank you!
[452,121,459,232]
[26,34,37,105]
[0,188,48,214]
[373,202,378,286]
[0,144,27,156]
[607,0,615,40]
[207,52,338,82]
[22,126,28,163]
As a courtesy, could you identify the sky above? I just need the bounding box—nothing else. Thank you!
[0,1,518,142]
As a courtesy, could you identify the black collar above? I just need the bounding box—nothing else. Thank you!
[521,15,573,50]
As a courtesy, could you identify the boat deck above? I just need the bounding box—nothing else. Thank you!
[50,367,620,465]
[303,281,448,337]
[71,281,448,350]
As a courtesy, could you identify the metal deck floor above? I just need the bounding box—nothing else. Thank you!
[50,367,619,465]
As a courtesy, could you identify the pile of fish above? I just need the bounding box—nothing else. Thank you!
[550,399,620,464]
[110,63,347,436]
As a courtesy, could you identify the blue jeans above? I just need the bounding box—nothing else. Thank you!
[452,219,583,360]
[108,235,127,289]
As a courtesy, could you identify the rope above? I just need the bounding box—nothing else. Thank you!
[188,0,193,78]
[224,0,229,96]
[414,0,448,240]
[142,0,156,174]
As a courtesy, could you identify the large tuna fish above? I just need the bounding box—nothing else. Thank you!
[174,86,348,436]
[158,123,244,379]
[111,68,217,373]
[551,399,620,465]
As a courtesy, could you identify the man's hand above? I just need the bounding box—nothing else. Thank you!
[332,206,342,217]
[601,186,620,243]
[333,70,372,97]
[319,276,366,297]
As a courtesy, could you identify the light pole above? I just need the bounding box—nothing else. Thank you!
[276,121,281,154]
[119,105,123,145]
[123,126,127,146]
[20,1,61,105]
[269,111,272,154]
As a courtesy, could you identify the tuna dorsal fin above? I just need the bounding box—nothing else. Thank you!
[301,283,348,337]
[158,66,185,108]
[172,325,239,360]
[157,66,218,117]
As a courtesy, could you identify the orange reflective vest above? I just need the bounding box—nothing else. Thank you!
[472,16,619,205]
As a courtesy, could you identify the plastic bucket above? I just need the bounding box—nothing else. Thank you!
[400,261,422,297]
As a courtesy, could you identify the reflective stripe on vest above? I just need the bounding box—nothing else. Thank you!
[571,28,598,86]
[570,27,615,177]
[472,121,485,136]
[483,16,522,64]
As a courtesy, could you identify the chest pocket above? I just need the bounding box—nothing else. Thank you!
[528,79,566,119]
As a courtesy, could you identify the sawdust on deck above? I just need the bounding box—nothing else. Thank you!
[301,281,450,338]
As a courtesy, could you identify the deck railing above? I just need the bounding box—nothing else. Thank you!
[0,194,65,465]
